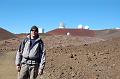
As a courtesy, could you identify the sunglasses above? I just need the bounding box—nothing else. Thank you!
[31,29,38,32]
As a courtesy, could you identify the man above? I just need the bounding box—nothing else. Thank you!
[15,26,46,79]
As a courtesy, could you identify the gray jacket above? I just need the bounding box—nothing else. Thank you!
[15,37,46,70]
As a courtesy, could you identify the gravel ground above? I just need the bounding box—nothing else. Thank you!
[0,35,120,79]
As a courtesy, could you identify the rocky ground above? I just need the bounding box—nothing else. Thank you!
[0,31,120,79]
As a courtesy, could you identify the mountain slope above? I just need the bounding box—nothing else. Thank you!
[0,27,16,41]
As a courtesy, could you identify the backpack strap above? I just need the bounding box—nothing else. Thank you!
[18,38,29,54]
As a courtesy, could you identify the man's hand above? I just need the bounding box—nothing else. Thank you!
[38,69,43,76]
[16,66,21,72]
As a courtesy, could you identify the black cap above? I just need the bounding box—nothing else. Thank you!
[30,26,38,32]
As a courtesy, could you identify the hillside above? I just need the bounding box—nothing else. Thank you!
[0,27,16,41]
[94,29,120,40]
[42,37,120,79]
[46,29,95,37]
[0,29,120,79]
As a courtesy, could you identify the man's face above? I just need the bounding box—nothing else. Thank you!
[30,29,38,37]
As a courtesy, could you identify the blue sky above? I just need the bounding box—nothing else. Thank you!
[0,0,120,34]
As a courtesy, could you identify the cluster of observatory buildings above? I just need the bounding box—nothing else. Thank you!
[38,22,94,37]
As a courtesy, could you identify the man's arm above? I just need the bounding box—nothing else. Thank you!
[38,42,46,75]
[15,38,27,71]
[15,43,23,71]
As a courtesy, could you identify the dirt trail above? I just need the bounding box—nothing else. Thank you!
[0,51,17,79]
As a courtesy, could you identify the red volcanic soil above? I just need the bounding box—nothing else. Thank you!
[46,29,95,37]
[1,28,120,79]
[0,27,16,41]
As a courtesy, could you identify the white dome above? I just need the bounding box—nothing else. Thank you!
[84,26,89,29]
[78,24,83,29]
[59,22,65,28]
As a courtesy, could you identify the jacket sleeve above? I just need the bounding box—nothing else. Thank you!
[15,39,26,66]
[15,50,22,66]
[39,41,46,70]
